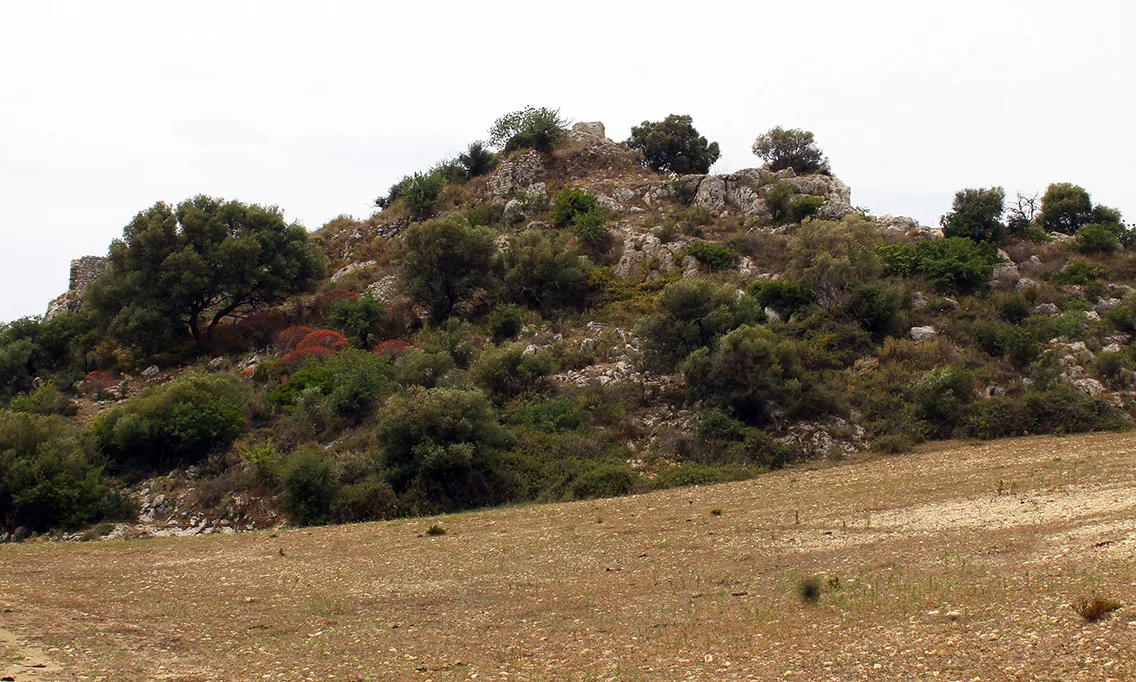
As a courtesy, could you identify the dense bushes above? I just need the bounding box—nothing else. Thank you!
[684,325,819,425]
[501,231,592,313]
[474,344,554,402]
[551,187,611,248]
[878,238,994,294]
[639,280,761,371]
[626,114,721,174]
[686,241,738,272]
[376,388,514,512]
[963,386,1124,439]
[765,182,824,225]
[787,216,882,304]
[0,412,129,532]
[91,373,250,470]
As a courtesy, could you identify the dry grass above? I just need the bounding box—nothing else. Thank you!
[2,431,1135,680]
[1072,596,1123,622]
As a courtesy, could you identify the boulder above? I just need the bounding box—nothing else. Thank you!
[1034,303,1060,316]
[330,260,378,283]
[141,365,160,378]
[614,227,684,280]
[910,326,937,342]
[694,175,727,210]
[1015,278,1040,293]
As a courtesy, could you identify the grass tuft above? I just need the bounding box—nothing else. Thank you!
[797,576,823,605]
[426,524,447,536]
[1072,596,1122,622]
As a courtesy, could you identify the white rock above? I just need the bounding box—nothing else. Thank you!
[910,326,937,342]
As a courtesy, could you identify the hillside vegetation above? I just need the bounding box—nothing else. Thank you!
[2,108,1135,538]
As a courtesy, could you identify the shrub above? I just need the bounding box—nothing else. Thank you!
[913,365,975,438]
[271,349,394,421]
[638,280,761,371]
[6,382,76,416]
[1053,261,1112,285]
[372,339,415,359]
[1073,224,1120,254]
[672,178,699,205]
[568,463,637,500]
[570,208,612,249]
[402,171,448,220]
[488,304,523,343]
[684,325,813,425]
[503,231,591,312]
[488,106,568,153]
[877,243,919,277]
[914,238,994,294]
[394,350,454,389]
[626,114,721,174]
[276,325,314,352]
[964,386,1124,439]
[686,241,737,272]
[280,447,335,526]
[941,187,1005,242]
[473,344,554,402]
[552,187,600,227]
[376,388,513,512]
[787,216,882,304]
[765,182,825,225]
[1104,293,1136,333]
[328,296,386,348]
[750,279,811,320]
[1040,182,1092,234]
[0,412,130,532]
[466,201,506,228]
[508,397,586,433]
[652,464,752,489]
[751,127,830,174]
[457,141,497,178]
[845,283,905,340]
[91,372,249,470]
[399,213,499,322]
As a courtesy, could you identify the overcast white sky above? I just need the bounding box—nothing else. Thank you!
[2,0,1133,322]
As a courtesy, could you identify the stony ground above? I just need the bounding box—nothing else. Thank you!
[1,432,1135,682]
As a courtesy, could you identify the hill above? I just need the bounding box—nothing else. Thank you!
[1,109,1135,540]
[0,431,1133,680]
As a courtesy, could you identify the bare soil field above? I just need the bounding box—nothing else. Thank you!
[2,432,1135,681]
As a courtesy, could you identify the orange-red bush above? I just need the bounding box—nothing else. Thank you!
[372,339,414,359]
[276,326,315,352]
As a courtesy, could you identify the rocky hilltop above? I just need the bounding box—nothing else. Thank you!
[5,111,1133,541]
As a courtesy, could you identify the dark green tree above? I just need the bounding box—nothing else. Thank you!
[626,115,721,174]
[457,141,498,178]
[752,127,831,174]
[502,231,591,312]
[638,280,761,371]
[398,213,499,322]
[1040,183,1092,234]
[941,187,1006,242]
[89,196,326,352]
[328,296,386,348]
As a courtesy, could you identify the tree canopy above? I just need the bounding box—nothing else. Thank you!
[751,126,831,174]
[626,114,721,174]
[89,195,326,353]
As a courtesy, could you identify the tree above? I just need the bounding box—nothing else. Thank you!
[488,106,568,154]
[398,213,499,322]
[328,296,386,348]
[1006,192,1040,235]
[940,187,1005,242]
[1040,183,1092,234]
[626,115,721,174]
[89,196,326,352]
[751,127,831,174]
[457,141,498,178]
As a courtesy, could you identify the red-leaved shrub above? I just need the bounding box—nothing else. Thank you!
[372,339,414,359]
[276,326,315,352]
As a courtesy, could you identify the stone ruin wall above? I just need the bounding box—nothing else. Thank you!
[69,255,110,295]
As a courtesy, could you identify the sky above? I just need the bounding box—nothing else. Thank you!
[1,0,1133,322]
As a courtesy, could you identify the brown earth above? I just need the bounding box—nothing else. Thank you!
[1,432,1134,681]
